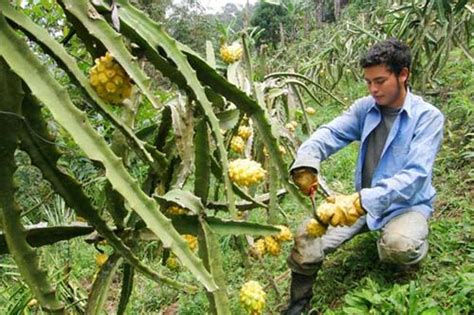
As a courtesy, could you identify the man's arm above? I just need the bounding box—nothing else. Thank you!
[360,109,444,219]
[291,101,364,173]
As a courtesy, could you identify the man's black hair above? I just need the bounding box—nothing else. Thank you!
[360,39,411,76]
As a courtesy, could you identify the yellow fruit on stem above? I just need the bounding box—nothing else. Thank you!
[240,280,266,315]
[264,236,281,256]
[236,210,245,220]
[275,225,293,242]
[279,145,287,155]
[263,145,286,157]
[238,125,253,140]
[166,205,188,216]
[183,234,198,251]
[27,299,38,308]
[89,52,132,104]
[285,122,296,132]
[220,41,243,64]
[95,253,108,267]
[166,256,180,271]
[251,239,267,257]
[305,107,316,115]
[231,136,245,154]
[228,159,266,187]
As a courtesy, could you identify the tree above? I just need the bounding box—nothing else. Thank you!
[250,1,291,48]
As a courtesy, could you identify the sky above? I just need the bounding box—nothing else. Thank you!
[200,0,258,13]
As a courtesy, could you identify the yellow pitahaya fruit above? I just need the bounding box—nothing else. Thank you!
[220,41,243,64]
[89,52,132,104]
[240,280,266,315]
[228,159,266,187]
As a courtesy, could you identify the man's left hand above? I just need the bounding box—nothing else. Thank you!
[316,193,365,227]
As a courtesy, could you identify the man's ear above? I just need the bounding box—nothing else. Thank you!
[399,67,410,85]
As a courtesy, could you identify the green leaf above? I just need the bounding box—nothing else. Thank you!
[420,307,443,315]
[205,40,216,69]
[454,0,469,13]
[205,217,280,236]
[263,0,281,5]
[207,189,286,211]
[168,96,195,188]
[117,264,134,315]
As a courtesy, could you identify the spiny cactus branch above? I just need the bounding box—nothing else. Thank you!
[0,16,216,291]
[0,55,65,314]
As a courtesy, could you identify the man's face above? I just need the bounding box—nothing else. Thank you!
[363,64,408,108]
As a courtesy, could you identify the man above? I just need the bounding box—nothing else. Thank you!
[283,39,444,314]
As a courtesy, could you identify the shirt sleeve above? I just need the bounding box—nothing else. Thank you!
[360,109,445,219]
[290,101,363,173]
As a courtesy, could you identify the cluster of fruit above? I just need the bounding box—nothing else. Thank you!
[231,125,253,154]
[285,120,298,132]
[220,41,243,64]
[239,280,266,315]
[166,205,189,216]
[228,159,266,187]
[251,225,293,258]
[89,52,132,104]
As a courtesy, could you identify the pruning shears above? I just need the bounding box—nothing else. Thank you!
[308,174,333,228]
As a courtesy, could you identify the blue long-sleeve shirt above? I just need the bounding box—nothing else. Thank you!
[291,91,444,230]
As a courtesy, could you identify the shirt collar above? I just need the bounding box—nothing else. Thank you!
[366,89,413,118]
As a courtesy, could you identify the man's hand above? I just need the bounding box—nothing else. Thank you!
[291,168,318,196]
[316,193,365,226]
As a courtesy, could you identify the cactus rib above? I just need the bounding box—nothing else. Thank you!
[198,219,230,314]
[0,56,65,314]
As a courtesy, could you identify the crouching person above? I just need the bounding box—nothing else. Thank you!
[282,39,444,314]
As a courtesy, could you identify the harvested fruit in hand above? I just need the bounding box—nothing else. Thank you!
[306,218,327,238]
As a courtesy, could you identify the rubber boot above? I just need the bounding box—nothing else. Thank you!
[282,272,317,315]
